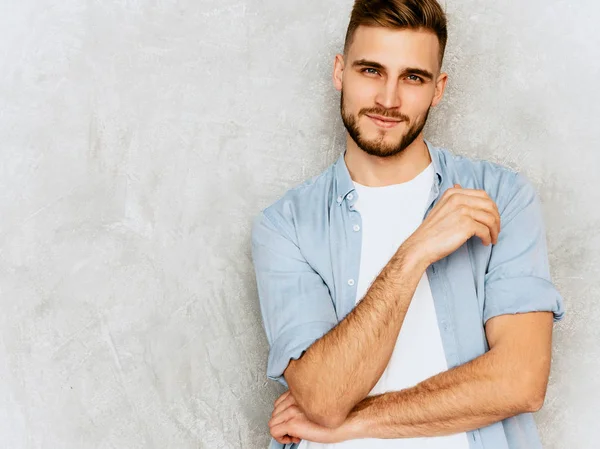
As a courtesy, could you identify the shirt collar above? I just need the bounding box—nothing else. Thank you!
[333,138,444,205]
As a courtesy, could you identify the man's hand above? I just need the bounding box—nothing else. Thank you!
[268,391,348,445]
[402,184,501,267]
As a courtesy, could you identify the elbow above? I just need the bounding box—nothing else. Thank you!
[309,410,348,429]
[524,389,546,413]
[290,386,348,429]
[286,368,349,428]
[516,375,548,413]
[499,372,546,414]
[527,398,544,413]
[294,392,348,428]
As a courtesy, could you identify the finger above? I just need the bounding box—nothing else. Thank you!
[271,421,299,444]
[272,394,296,418]
[470,219,493,246]
[443,186,491,201]
[443,185,499,210]
[274,390,291,409]
[468,209,500,244]
[272,431,293,445]
[430,199,500,241]
[447,193,500,223]
[270,405,302,428]
[270,421,290,443]
[437,189,497,220]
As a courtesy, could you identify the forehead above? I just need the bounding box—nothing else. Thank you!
[347,25,440,72]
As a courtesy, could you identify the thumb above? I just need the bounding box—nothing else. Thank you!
[454,183,462,188]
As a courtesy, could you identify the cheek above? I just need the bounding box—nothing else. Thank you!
[405,88,434,110]
[401,87,435,113]
[345,78,379,108]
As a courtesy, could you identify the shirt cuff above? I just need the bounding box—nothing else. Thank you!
[483,275,565,325]
[267,321,336,387]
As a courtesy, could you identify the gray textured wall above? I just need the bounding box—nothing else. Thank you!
[0,1,597,448]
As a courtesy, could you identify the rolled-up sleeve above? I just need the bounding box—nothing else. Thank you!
[483,173,566,325]
[251,210,337,387]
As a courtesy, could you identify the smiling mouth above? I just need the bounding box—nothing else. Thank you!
[366,114,403,128]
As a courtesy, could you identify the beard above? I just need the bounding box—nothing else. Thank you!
[340,90,430,158]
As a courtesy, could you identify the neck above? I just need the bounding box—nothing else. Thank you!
[344,133,432,187]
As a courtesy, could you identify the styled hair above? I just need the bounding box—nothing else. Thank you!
[343,0,448,67]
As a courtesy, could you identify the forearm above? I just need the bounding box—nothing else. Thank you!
[341,348,535,439]
[288,245,426,427]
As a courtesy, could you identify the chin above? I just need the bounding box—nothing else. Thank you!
[363,127,403,142]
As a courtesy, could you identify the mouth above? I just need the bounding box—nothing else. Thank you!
[365,114,403,129]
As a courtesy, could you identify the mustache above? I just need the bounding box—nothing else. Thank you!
[360,108,409,122]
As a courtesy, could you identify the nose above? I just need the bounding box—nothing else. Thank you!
[375,79,401,111]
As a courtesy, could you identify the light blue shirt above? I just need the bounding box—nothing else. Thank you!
[251,139,565,449]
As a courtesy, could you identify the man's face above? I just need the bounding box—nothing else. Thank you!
[334,26,446,158]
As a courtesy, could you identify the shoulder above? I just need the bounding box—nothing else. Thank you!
[251,161,336,245]
[437,146,520,190]
[436,145,539,217]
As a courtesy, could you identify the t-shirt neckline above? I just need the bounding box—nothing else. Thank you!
[352,162,434,192]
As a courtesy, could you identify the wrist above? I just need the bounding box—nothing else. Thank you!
[396,239,430,273]
[336,411,367,442]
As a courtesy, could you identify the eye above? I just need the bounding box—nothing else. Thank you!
[362,68,380,76]
[407,74,423,82]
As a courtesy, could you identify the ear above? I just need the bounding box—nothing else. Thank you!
[431,72,448,107]
[333,54,344,92]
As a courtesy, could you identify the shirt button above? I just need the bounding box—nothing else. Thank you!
[336,195,342,203]
[353,224,360,232]
[348,279,355,286]
[347,193,354,200]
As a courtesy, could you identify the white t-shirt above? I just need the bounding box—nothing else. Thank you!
[298,162,470,449]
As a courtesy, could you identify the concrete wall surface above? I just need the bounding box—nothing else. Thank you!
[0,0,597,448]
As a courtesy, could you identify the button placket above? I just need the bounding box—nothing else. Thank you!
[342,188,361,317]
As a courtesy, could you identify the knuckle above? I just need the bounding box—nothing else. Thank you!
[448,192,461,203]
[443,188,458,199]
[458,215,470,227]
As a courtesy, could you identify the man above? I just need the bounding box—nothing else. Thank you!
[250,0,565,448]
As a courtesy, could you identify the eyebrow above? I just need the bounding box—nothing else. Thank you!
[351,59,434,81]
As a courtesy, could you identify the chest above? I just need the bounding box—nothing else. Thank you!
[307,207,492,368]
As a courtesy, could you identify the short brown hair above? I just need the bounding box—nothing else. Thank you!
[343,0,448,67]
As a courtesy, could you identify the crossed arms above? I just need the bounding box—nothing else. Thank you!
[252,178,561,443]
[270,309,553,443]
[269,246,553,443]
